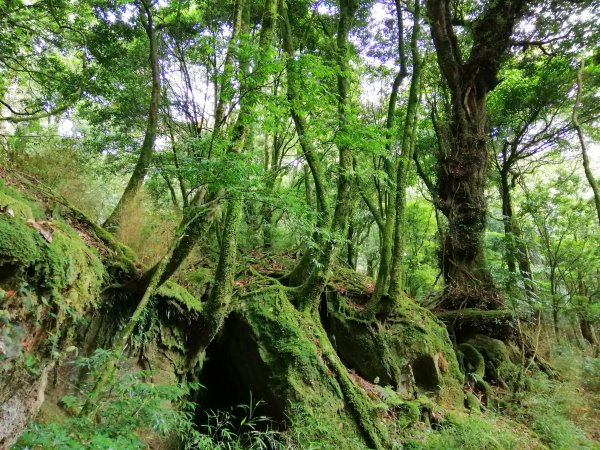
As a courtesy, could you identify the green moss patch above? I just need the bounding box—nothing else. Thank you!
[328,296,464,407]
[156,280,202,314]
[231,286,381,449]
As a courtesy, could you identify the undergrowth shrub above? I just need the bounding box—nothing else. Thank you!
[199,399,285,450]
[403,412,541,450]
[506,344,600,449]
[13,350,287,450]
[14,351,200,449]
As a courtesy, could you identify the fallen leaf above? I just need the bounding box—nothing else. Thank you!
[0,205,15,217]
[26,219,53,243]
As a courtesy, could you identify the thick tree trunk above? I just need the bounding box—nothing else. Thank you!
[576,272,598,349]
[427,0,524,310]
[580,317,598,347]
[436,88,500,309]
[104,0,160,231]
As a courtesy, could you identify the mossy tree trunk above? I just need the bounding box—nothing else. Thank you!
[129,0,248,293]
[279,0,331,285]
[185,0,279,358]
[364,0,421,315]
[576,271,598,348]
[388,0,422,302]
[293,0,359,311]
[372,0,407,299]
[103,0,160,231]
[427,0,525,310]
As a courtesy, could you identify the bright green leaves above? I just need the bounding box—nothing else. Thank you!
[488,56,574,131]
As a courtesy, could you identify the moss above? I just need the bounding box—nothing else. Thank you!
[39,220,105,313]
[465,391,481,412]
[436,309,514,321]
[235,286,382,450]
[458,343,485,378]
[156,280,202,314]
[0,216,42,266]
[406,411,547,449]
[0,188,105,323]
[0,182,44,219]
[466,335,519,383]
[329,298,464,407]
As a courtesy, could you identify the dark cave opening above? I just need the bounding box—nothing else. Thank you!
[194,314,287,433]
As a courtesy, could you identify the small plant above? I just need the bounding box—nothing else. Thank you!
[14,350,288,449]
[199,395,285,450]
[14,351,201,450]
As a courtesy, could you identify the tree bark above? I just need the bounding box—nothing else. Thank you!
[279,0,331,285]
[186,0,279,358]
[388,0,422,301]
[294,0,359,311]
[426,0,524,310]
[373,0,407,299]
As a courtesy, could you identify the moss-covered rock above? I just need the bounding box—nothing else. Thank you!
[465,335,520,386]
[457,343,485,378]
[216,286,385,449]
[327,296,464,407]
[0,180,205,446]
[0,188,106,447]
[0,216,42,268]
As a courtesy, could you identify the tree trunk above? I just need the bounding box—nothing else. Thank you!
[294,0,359,311]
[499,165,536,303]
[580,317,598,348]
[388,0,422,301]
[373,0,407,299]
[186,0,279,358]
[573,62,600,226]
[347,223,357,269]
[427,0,524,310]
[279,1,331,285]
[103,0,160,231]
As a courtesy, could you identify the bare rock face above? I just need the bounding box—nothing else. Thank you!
[0,366,49,449]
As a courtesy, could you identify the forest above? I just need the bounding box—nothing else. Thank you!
[0,0,599,448]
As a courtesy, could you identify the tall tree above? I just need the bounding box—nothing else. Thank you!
[293,0,360,311]
[489,56,574,303]
[103,0,161,230]
[426,0,525,310]
[572,61,600,226]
